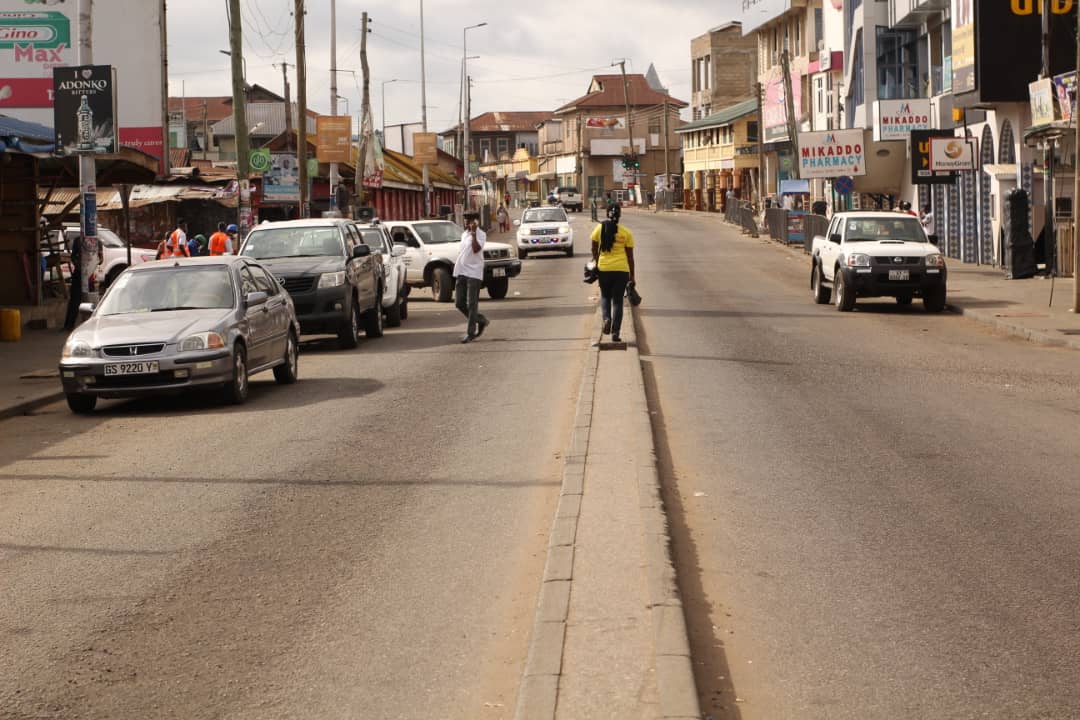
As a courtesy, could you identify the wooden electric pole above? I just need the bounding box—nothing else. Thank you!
[276,62,293,151]
[227,0,250,230]
[295,0,309,217]
[781,49,800,179]
[756,81,765,206]
[358,11,370,205]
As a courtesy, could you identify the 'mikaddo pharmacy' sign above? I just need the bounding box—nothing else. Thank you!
[797,129,866,179]
[874,99,932,141]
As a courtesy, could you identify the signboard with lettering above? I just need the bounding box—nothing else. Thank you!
[951,0,975,93]
[911,129,957,184]
[929,136,978,172]
[263,153,301,202]
[52,64,117,155]
[796,129,865,178]
[1029,78,1056,125]
[873,99,931,141]
[413,132,439,164]
[763,67,802,143]
[315,115,352,163]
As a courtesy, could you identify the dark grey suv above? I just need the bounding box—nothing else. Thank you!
[240,219,384,348]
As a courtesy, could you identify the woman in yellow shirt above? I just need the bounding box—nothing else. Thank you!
[590,204,635,342]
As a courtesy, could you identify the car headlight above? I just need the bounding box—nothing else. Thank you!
[845,253,871,267]
[317,271,346,288]
[924,253,945,267]
[61,338,93,359]
[180,332,225,352]
[558,226,571,234]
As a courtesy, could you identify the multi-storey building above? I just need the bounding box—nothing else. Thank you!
[690,22,758,120]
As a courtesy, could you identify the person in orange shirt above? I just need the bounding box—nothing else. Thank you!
[207,222,233,256]
[168,220,191,258]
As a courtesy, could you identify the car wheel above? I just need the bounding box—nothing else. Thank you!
[487,277,509,299]
[66,393,96,414]
[896,293,913,306]
[811,262,831,304]
[923,286,946,313]
[432,266,453,302]
[518,247,528,260]
[834,268,855,312]
[338,297,361,349]
[273,330,299,384]
[400,296,408,320]
[225,344,249,404]
[364,293,384,338]
[103,265,125,290]
[385,295,403,327]
[565,244,574,258]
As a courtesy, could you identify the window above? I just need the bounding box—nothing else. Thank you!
[746,121,758,142]
[480,138,491,161]
[239,266,258,296]
[497,137,509,158]
[704,55,710,89]
[250,265,278,295]
[876,26,921,99]
[588,176,604,198]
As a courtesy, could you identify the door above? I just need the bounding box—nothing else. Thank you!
[239,265,271,367]
[250,263,289,362]
[819,217,842,281]
[391,225,424,284]
[344,224,377,309]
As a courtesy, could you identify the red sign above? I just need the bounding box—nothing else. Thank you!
[0,77,53,107]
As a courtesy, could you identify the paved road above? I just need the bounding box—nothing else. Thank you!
[0,219,593,720]
[631,210,1080,719]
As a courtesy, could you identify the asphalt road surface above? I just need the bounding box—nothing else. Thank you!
[631,210,1080,719]
[0,219,593,720]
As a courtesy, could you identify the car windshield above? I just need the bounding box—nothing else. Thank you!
[356,227,388,253]
[411,221,463,244]
[97,266,235,315]
[241,226,344,259]
[523,208,567,223]
[558,187,578,194]
[844,217,926,242]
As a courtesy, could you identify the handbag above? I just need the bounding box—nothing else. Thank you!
[626,281,642,306]
[583,260,599,284]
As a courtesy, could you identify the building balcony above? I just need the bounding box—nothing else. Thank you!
[890,0,948,27]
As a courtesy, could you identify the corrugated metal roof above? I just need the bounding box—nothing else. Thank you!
[556,75,688,113]
[0,114,54,142]
[212,103,317,137]
[674,98,759,133]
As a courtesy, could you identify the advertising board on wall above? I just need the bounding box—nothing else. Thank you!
[763,67,802,143]
[1029,78,1056,126]
[951,0,975,93]
[52,64,116,154]
[911,129,957,185]
[929,137,978,172]
[873,99,931,141]
[263,153,301,202]
[796,129,865,179]
[585,117,625,130]
[0,1,165,170]
[315,115,352,163]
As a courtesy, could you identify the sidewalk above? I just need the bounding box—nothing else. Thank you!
[0,326,68,419]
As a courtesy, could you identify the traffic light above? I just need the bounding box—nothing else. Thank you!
[632,155,641,169]
[621,155,631,169]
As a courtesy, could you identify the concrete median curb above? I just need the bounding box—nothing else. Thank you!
[0,389,63,421]
[514,306,701,720]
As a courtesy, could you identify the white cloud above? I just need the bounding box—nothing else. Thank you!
[167,0,741,131]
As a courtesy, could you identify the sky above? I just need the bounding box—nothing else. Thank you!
[167,0,741,132]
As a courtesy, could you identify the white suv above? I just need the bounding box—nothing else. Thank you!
[387,219,521,302]
[354,221,409,326]
[515,206,574,258]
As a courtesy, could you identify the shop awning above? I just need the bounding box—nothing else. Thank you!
[850,133,906,195]
[780,179,810,195]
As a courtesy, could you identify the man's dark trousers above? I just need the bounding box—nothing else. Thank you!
[454,276,487,338]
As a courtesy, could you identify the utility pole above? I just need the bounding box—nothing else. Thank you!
[1041,1,1056,275]
[756,80,765,206]
[227,0,251,231]
[77,0,96,297]
[419,0,430,217]
[1073,19,1080,310]
[781,49,800,179]
[202,101,209,161]
[464,74,472,174]
[662,97,670,207]
[358,11,370,206]
[329,0,338,212]
[295,0,309,217]
[277,62,293,151]
[577,114,584,195]
[617,60,636,203]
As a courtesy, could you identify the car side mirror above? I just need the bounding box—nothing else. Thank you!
[78,302,95,315]
[513,219,521,226]
[391,244,406,257]
[245,291,268,307]
[352,244,372,259]
[830,233,842,244]
[927,234,939,246]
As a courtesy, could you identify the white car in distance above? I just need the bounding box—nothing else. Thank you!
[515,206,574,259]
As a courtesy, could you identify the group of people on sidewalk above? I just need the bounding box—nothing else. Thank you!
[155,220,240,259]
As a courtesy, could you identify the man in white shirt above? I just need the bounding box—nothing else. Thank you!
[453,212,490,343]
[921,205,937,242]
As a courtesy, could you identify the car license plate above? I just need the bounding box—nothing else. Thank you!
[888,270,910,281]
[104,361,159,376]
[493,268,506,277]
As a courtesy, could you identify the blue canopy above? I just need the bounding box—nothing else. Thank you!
[779,179,810,195]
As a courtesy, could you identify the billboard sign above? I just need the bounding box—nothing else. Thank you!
[0,2,165,170]
[874,99,931,141]
[413,132,438,163]
[951,0,975,93]
[52,64,116,154]
[585,116,625,130]
[1054,71,1077,123]
[796,129,865,178]
[1029,77,1056,125]
[911,129,956,184]
[929,136,978,172]
[316,115,352,163]
[263,153,301,202]
[763,68,802,142]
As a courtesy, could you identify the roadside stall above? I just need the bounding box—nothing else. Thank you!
[780,178,810,245]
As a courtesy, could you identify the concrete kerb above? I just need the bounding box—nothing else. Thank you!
[0,389,64,421]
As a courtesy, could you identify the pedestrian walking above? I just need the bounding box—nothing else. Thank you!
[454,211,490,344]
[208,222,233,256]
[590,203,635,343]
[167,220,191,258]
[496,204,509,233]
[920,205,937,243]
[188,233,206,257]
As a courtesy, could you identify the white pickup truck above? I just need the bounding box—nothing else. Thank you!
[557,186,583,213]
[810,211,947,312]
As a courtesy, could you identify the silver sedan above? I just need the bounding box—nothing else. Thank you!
[59,256,301,414]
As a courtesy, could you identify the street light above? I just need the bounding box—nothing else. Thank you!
[461,22,486,167]
[381,79,398,140]
[336,94,349,117]
[219,49,247,82]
